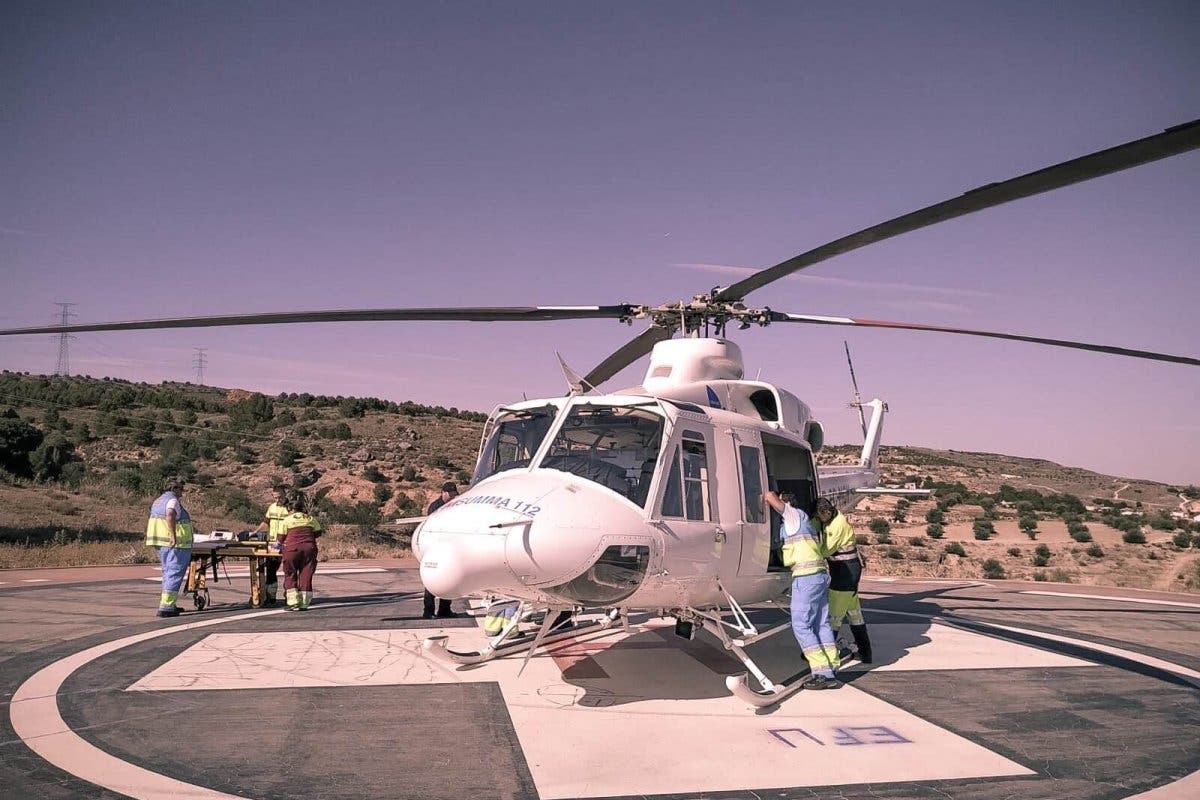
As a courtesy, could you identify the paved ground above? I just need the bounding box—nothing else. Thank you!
[2,565,1198,800]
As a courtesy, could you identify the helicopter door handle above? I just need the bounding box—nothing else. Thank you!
[714,527,726,544]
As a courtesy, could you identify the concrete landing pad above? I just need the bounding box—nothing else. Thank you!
[4,570,1200,800]
[128,625,1041,797]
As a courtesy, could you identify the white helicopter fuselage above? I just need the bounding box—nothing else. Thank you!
[414,338,886,613]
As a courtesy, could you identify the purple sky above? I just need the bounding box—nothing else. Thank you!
[2,2,1198,485]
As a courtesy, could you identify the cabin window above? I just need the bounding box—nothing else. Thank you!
[660,430,712,521]
[738,445,766,523]
[762,435,817,514]
[539,405,665,506]
[473,406,558,483]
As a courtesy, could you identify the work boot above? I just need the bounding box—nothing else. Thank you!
[851,624,873,664]
[156,607,181,618]
[802,674,842,690]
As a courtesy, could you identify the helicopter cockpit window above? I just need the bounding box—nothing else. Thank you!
[539,405,665,507]
[660,431,713,521]
[473,406,558,483]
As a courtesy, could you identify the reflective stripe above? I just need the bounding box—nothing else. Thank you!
[829,549,860,562]
[145,492,194,547]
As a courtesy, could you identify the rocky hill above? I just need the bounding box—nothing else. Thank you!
[2,372,1197,591]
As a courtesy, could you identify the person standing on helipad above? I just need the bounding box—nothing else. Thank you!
[279,490,322,611]
[422,482,461,620]
[253,483,290,607]
[764,490,841,690]
[145,476,194,618]
[817,497,872,664]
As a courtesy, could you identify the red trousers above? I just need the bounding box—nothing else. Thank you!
[282,542,318,592]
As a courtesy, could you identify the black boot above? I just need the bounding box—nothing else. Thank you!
[851,624,873,664]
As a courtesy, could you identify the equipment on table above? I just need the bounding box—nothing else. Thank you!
[183,531,283,611]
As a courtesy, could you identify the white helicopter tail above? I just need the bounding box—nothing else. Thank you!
[857,398,887,471]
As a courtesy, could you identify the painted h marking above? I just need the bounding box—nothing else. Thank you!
[770,726,913,748]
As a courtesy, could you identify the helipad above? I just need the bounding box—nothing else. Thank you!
[2,565,1198,799]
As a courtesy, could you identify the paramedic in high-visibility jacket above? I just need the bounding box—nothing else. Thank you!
[253,484,290,606]
[816,497,872,664]
[279,490,322,611]
[764,490,841,690]
[145,477,194,618]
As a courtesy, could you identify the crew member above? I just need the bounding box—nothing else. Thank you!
[816,498,872,663]
[145,477,195,618]
[764,490,840,690]
[279,490,322,611]
[253,484,290,606]
[423,482,460,620]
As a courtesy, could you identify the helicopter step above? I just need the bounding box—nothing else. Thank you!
[422,607,623,668]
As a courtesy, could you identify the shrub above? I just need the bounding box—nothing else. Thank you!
[1006,547,1021,557]
[868,518,890,536]
[1122,530,1147,544]
[1035,543,1051,558]
[925,523,944,539]
[1086,544,1105,558]
[372,483,394,505]
[276,442,300,468]
[908,536,926,547]
[982,558,1006,579]
[1049,568,1074,583]
[913,550,931,562]
[1069,529,1093,543]
[972,518,994,540]
[885,546,905,560]
[1032,552,1050,567]
[363,466,387,483]
[876,532,892,545]
[1033,571,1048,581]
[455,469,472,485]
[944,542,966,557]
[925,508,945,525]
[1172,531,1192,548]
[400,465,418,482]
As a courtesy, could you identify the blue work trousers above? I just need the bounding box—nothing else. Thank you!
[158,547,191,594]
[790,571,838,678]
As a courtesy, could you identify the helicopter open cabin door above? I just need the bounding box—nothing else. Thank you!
[731,428,772,576]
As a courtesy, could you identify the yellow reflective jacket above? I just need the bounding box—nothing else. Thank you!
[779,504,826,577]
[145,492,194,549]
[265,502,290,542]
[823,512,857,558]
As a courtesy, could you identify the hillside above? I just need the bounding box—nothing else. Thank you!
[2,372,1198,591]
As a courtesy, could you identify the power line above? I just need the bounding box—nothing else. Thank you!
[192,348,208,385]
[53,302,76,376]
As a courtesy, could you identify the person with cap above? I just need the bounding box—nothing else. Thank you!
[145,476,195,618]
[423,482,461,619]
[764,489,841,690]
[816,497,872,663]
[252,483,290,606]
[279,489,322,611]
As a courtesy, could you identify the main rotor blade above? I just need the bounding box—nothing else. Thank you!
[582,324,676,390]
[0,306,634,337]
[716,120,1200,302]
[774,313,1200,366]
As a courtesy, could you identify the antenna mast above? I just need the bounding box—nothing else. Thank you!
[844,340,867,439]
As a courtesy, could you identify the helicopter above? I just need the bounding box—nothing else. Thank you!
[1,119,1197,707]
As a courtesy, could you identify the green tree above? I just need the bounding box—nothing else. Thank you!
[30,433,77,482]
[276,442,300,468]
[925,508,945,525]
[229,394,274,430]
[926,522,944,539]
[0,409,43,477]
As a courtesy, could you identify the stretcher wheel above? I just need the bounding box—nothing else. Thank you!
[194,590,209,611]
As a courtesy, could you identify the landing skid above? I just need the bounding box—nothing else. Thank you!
[423,607,623,668]
[684,588,855,709]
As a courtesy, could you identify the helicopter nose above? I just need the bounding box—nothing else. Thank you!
[418,533,510,599]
